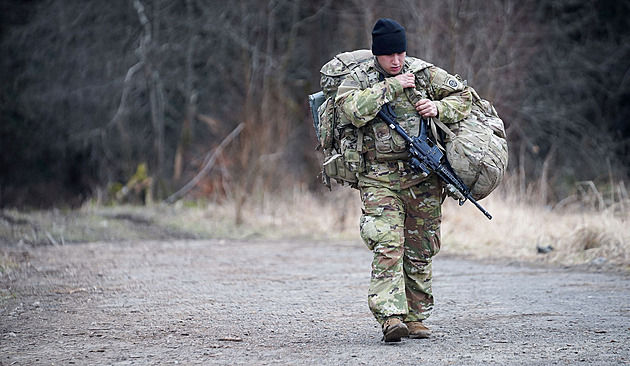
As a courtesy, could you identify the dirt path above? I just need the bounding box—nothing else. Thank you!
[1,239,629,365]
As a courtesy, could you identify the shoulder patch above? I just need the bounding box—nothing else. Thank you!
[442,76,462,91]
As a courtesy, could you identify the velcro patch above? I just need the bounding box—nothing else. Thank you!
[444,77,460,90]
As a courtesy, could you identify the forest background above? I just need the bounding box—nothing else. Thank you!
[1,0,629,267]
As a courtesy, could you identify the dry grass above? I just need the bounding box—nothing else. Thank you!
[441,193,630,269]
[203,183,630,271]
[162,186,362,242]
[1,182,628,271]
[164,183,629,271]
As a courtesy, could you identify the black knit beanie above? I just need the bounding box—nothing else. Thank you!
[371,18,407,55]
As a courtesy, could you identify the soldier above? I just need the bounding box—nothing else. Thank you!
[336,18,472,342]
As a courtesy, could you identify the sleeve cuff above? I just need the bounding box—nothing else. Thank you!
[435,101,444,120]
[385,78,403,102]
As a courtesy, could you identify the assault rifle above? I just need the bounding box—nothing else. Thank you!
[377,104,493,220]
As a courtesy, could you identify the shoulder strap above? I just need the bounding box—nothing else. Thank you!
[403,57,436,100]
[405,56,433,72]
[403,58,454,142]
[420,68,436,101]
[350,67,371,90]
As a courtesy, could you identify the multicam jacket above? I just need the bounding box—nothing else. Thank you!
[336,56,472,190]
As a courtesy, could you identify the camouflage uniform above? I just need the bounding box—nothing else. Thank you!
[336,57,472,325]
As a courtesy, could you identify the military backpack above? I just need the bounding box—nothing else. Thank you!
[442,87,508,200]
[309,49,373,189]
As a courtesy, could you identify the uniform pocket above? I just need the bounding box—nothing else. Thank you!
[371,120,409,161]
[424,228,442,257]
[359,206,384,251]
[372,121,394,154]
[340,127,364,174]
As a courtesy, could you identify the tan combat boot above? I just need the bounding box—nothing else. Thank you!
[382,317,409,342]
[406,321,431,339]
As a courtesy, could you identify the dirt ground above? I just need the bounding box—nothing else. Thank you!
[1,239,629,365]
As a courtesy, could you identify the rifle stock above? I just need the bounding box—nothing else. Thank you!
[377,104,492,220]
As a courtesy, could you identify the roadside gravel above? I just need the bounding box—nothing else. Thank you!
[1,239,629,365]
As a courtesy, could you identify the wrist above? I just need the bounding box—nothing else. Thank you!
[385,78,404,100]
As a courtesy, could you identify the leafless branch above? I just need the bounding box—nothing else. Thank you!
[164,123,245,204]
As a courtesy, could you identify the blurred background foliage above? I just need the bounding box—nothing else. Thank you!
[1,0,629,208]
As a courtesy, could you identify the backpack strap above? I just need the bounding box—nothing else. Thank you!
[348,65,373,155]
[420,68,437,100]
[403,59,456,145]
[350,67,371,90]
[405,57,436,99]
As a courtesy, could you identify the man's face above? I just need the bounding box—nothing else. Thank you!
[376,52,406,75]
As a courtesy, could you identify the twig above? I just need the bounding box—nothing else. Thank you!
[45,231,60,247]
[577,181,605,211]
[163,123,245,204]
[218,337,243,342]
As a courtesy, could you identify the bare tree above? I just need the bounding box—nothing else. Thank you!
[1,0,629,208]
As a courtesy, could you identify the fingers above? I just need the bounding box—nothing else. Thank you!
[415,99,438,117]
[394,73,415,88]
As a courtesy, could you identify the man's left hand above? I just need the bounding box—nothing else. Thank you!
[415,99,438,117]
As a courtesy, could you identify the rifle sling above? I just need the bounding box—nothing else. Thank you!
[357,127,363,153]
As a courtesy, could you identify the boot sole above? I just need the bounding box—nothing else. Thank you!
[409,331,431,339]
[382,323,409,342]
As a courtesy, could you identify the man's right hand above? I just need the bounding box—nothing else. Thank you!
[394,73,415,89]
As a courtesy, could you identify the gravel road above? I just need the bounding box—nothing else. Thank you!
[1,239,629,365]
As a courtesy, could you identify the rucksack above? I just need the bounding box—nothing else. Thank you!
[443,88,508,200]
[309,49,373,189]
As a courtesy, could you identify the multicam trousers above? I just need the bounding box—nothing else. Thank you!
[359,176,442,325]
